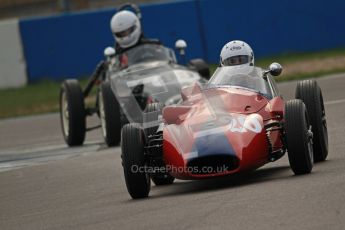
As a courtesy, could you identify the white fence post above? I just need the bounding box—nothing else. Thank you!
[0,19,27,89]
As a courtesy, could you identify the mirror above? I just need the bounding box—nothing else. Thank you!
[269,62,283,76]
[104,47,116,58]
[175,39,187,55]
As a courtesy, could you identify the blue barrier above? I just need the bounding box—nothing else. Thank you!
[20,8,115,82]
[140,0,205,61]
[199,0,345,63]
[19,0,345,82]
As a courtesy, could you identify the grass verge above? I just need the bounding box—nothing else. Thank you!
[0,79,94,119]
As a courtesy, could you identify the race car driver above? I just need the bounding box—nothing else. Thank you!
[219,40,254,67]
[110,10,160,67]
[217,40,259,89]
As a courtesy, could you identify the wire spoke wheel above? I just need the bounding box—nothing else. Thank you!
[59,79,86,146]
[99,90,107,138]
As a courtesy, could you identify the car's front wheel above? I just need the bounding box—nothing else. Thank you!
[99,81,121,146]
[121,123,151,199]
[59,79,86,146]
[285,99,313,175]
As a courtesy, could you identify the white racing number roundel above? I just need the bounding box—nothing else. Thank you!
[229,114,263,133]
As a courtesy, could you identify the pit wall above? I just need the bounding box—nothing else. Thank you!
[0,19,27,88]
[2,0,345,86]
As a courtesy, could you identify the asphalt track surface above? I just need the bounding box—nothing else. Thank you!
[1,73,345,230]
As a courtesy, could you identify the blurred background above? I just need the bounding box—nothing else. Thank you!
[0,0,344,118]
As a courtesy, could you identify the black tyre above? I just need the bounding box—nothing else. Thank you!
[295,79,328,162]
[121,123,150,199]
[99,81,121,146]
[188,58,210,80]
[285,99,313,175]
[144,103,162,137]
[60,79,86,146]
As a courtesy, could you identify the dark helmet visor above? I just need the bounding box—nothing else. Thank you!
[222,55,250,66]
[114,25,137,38]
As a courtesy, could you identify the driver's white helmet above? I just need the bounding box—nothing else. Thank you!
[220,40,254,67]
[110,10,141,48]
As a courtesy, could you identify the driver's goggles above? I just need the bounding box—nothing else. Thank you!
[222,55,250,66]
[114,25,137,38]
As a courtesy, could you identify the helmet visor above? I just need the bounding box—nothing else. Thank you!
[222,55,250,66]
[114,25,137,38]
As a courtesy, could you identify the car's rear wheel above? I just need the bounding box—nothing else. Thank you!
[188,58,210,80]
[99,81,121,146]
[144,103,162,137]
[285,99,313,175]
[295,79,328,162]
[121,123,151,199]
[60,79,86,146]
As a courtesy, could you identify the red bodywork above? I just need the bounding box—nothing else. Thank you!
[162,84,285,180]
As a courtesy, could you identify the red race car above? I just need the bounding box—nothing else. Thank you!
[121,63,328,199]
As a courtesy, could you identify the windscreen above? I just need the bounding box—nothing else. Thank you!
[124,44,176,66]
[208,66,272,98]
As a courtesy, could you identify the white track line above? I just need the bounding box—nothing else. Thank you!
[325,99,345,105]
